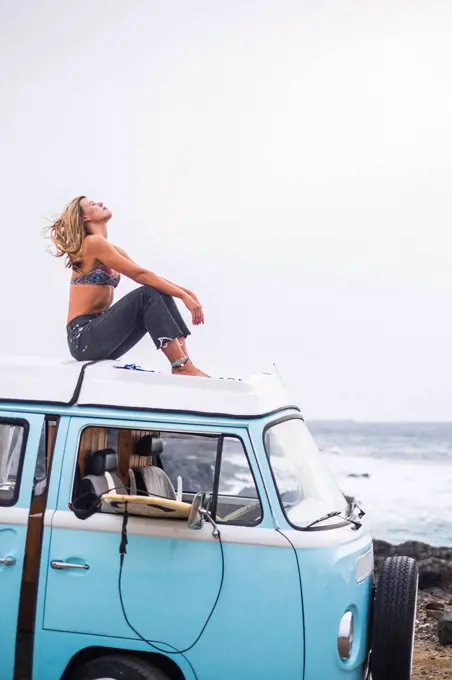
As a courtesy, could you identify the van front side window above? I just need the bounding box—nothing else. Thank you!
[0,423,25,504]
[264,418,347,529]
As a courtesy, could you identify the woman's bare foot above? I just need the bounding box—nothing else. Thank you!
[196,369,211,377]
[163,338,210,377]
[178,339,208,374]
[172,362,210,377]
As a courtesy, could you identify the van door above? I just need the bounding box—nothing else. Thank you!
[43,415,230,644]
[0,412,44,679]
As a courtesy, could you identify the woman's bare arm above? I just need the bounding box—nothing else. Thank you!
[113,244,201,305]
[85,236,203,324]
[112,244,133,261]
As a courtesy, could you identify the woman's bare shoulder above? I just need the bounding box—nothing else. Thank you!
[83,233,108,251]
[74,236,103,271]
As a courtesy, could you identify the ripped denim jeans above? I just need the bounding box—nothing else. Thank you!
[66,285,191,361]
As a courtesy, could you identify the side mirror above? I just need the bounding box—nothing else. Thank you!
[187,492,212,530]
[69,492,102,520]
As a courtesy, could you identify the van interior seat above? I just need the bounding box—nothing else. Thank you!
[80,448,127,510]
[133,434,181,501]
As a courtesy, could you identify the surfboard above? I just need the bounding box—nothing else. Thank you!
[101,492,192,519]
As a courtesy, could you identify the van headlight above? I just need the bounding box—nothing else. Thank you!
[338,611,354,660]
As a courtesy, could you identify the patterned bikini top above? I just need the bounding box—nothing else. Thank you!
[71,260,121,288]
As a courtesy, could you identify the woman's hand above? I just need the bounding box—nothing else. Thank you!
[182,293,205,325]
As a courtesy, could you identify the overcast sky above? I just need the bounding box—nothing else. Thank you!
[1,0,452,421]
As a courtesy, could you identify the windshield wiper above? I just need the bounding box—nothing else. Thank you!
[304,510,362,531]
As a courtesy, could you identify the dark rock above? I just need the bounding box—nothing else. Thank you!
[373,539,452,593]
[238,486,258,498]
[373,539,452,563]
[420,559,452,592]
[419,568,443,590]
[347,473,370,478]
[426,601,445,611]
[426,608,444,620]
[438,612,452,646]
[415,591,448,644]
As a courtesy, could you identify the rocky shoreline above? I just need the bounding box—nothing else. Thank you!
[373,539,452,679]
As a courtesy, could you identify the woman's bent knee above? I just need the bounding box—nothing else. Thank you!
[139,285,161,298]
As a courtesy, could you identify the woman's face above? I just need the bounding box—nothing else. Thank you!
[80,198,112,224]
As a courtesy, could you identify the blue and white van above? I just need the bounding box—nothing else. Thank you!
[0,358,417,680]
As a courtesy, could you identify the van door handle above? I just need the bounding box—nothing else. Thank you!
[0,556,16,566]
[50,560,90,570]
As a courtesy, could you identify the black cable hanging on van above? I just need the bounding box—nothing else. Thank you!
[70,471,226,679]
[117,499,224,676]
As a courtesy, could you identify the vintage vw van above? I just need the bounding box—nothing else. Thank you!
[0,358,417,680]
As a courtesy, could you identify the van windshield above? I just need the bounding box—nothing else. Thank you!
[264,418,348,529]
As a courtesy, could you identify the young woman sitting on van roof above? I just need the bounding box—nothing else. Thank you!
[46,196,208,377]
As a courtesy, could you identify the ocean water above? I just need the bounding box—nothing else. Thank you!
[309,421,452,547]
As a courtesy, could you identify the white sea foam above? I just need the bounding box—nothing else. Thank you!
[323,450,452,546]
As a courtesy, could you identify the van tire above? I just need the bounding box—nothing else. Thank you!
[371,556,418,680]
[72,654,171,680]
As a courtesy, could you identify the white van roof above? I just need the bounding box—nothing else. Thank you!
[0,357,298,417]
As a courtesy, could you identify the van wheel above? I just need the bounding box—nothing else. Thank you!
[72,654,170,680]
[371,556,418,680]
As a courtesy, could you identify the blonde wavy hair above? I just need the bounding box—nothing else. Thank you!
[44,195,87,270]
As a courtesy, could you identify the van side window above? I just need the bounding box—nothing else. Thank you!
[0,422,26,505]
[73,427,218,507]
[73,426,262,526]
[215,437,262,526]
[33,424,47,497]
[32,418,58,498]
